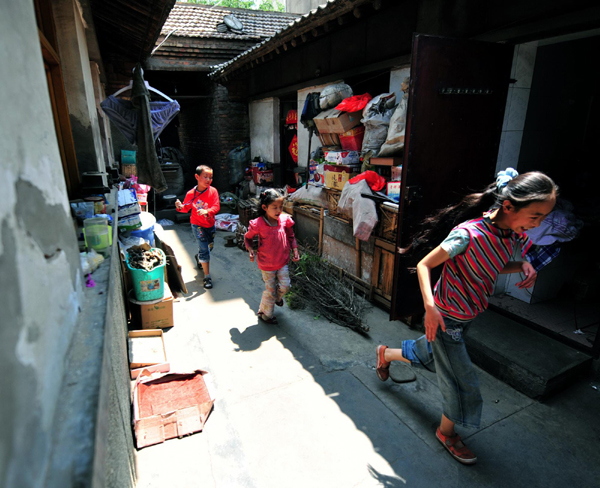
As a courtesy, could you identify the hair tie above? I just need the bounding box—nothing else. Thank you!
[496,167,519,191]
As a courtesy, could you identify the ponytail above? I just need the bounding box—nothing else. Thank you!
[409,169,558,261]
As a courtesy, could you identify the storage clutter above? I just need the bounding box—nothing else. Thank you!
[304,78,409,205]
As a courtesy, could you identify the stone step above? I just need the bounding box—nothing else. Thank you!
[467,310,593,399]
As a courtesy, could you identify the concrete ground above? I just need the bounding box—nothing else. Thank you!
[135,225,600,488]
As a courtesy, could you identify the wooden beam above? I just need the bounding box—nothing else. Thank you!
[373,0,384,10]
[353,7,363,19]
[291,38,297,48]
[355,237,361,278]
[318,207,324,256]
[301,33,307,43]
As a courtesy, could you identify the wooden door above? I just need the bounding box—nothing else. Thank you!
[390,34,513,320]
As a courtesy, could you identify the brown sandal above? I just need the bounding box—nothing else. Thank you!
[376,345,390,382]
[275,299,284,307]
[436,428,477,465]
[258,311,278,324]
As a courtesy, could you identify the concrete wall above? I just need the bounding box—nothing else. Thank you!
[249,97,280,163]
[0,1,83,486]
[54,0,107,175]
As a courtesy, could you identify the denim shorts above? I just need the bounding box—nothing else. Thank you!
[402,317,483,429]
[191,225,215,263]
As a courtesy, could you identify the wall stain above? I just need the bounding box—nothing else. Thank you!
[15,179,80,289]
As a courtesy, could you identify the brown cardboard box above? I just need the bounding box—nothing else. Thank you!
[314,108,363,134]
[318,132,341,147]
[371,157,403,166]
[128,329,167,368]
[130,282,174,329]
[133,370,214,449]
[324,164,361,190]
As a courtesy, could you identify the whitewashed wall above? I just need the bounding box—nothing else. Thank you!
[249,97,280,164]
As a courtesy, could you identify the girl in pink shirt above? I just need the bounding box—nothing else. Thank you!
[244,189,300,324]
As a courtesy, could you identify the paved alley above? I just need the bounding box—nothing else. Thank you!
[134,224,600,488]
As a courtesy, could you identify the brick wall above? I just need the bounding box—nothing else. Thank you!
[177,81,250,192]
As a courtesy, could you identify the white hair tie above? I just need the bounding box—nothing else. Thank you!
[496,168,519,190]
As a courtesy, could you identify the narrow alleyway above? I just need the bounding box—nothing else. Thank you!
[134,224,600,488]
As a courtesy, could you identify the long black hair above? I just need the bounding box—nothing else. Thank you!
[410,170,559,260]
[257,188,284,217]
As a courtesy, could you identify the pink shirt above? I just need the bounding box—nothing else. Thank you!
[244,214,298,271]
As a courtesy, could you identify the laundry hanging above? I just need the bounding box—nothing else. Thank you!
[101,64,175,192]
[100,96,180,145]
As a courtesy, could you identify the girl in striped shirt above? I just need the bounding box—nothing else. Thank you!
[376,169,558,465]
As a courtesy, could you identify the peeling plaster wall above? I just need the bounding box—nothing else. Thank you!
[0,2,83,486]
[54,0,107,175]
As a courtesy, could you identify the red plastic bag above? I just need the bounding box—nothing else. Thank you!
[349,170,386,192]
[335,93,373,112]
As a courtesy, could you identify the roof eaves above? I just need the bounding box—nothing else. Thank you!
[209,0,367,80]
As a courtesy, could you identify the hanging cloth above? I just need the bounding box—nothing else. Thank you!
[101,64,171,192]
[100,96,180,145]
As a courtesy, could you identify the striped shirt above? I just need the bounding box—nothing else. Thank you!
[434,217,532,322]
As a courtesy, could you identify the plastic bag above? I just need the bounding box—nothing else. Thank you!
[361,93,397,156]
[337,180,378,241]
[349,171,386,192]
[378,95,408,157]
[335,93,372,112]
[228,143,250,184]
[80,249,105,275]
[288,185,328,208]
[215,213,240,232]
[319,83,353,110]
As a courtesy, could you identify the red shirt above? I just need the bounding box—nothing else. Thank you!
[244,214,298,271]
[177,186,220,227]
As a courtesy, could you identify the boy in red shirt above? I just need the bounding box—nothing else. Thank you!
[175,165,220,289]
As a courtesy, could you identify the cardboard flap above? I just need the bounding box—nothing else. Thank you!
[135,415,166,448]
[176,405,203,437]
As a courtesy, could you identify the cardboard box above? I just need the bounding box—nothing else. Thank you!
[318,132,341,147]
[339,126,365,151]
[371,157,403,166]
[128,329,167,368]
[324,164,361,190]
[387,181,402,203]
[133,370,214,449]
[130,283,174,329]
[314,108,363,134]
[324,150,360,165]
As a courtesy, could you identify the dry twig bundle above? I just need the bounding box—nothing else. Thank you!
[288,251,368,333]
[127,247,164,272]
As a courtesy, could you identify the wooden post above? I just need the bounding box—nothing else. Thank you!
[355,237,360,278]
[318,207,324,256]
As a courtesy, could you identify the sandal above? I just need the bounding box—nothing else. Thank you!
[275,299,284,307]
[258,311,278,324]
[376,345,390,382]
[436,428,477,465]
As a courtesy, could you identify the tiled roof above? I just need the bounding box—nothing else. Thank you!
[210,0,357,78]
[161,3,301,41]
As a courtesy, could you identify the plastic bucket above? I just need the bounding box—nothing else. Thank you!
[83,217,111,252]
[130,212,156,246]
[127,248,166,301]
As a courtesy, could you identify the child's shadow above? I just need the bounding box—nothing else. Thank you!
[229,321,279,353]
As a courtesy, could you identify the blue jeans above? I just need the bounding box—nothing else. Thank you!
[402,317,483,429]
[191,225,215,263]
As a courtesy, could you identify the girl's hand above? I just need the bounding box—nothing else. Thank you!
[175,199,183,210]
[248,250,255,262]
[292,249,300,262]
[516,261,537,289]
[197,208,208,216]
[424,306,446,342]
